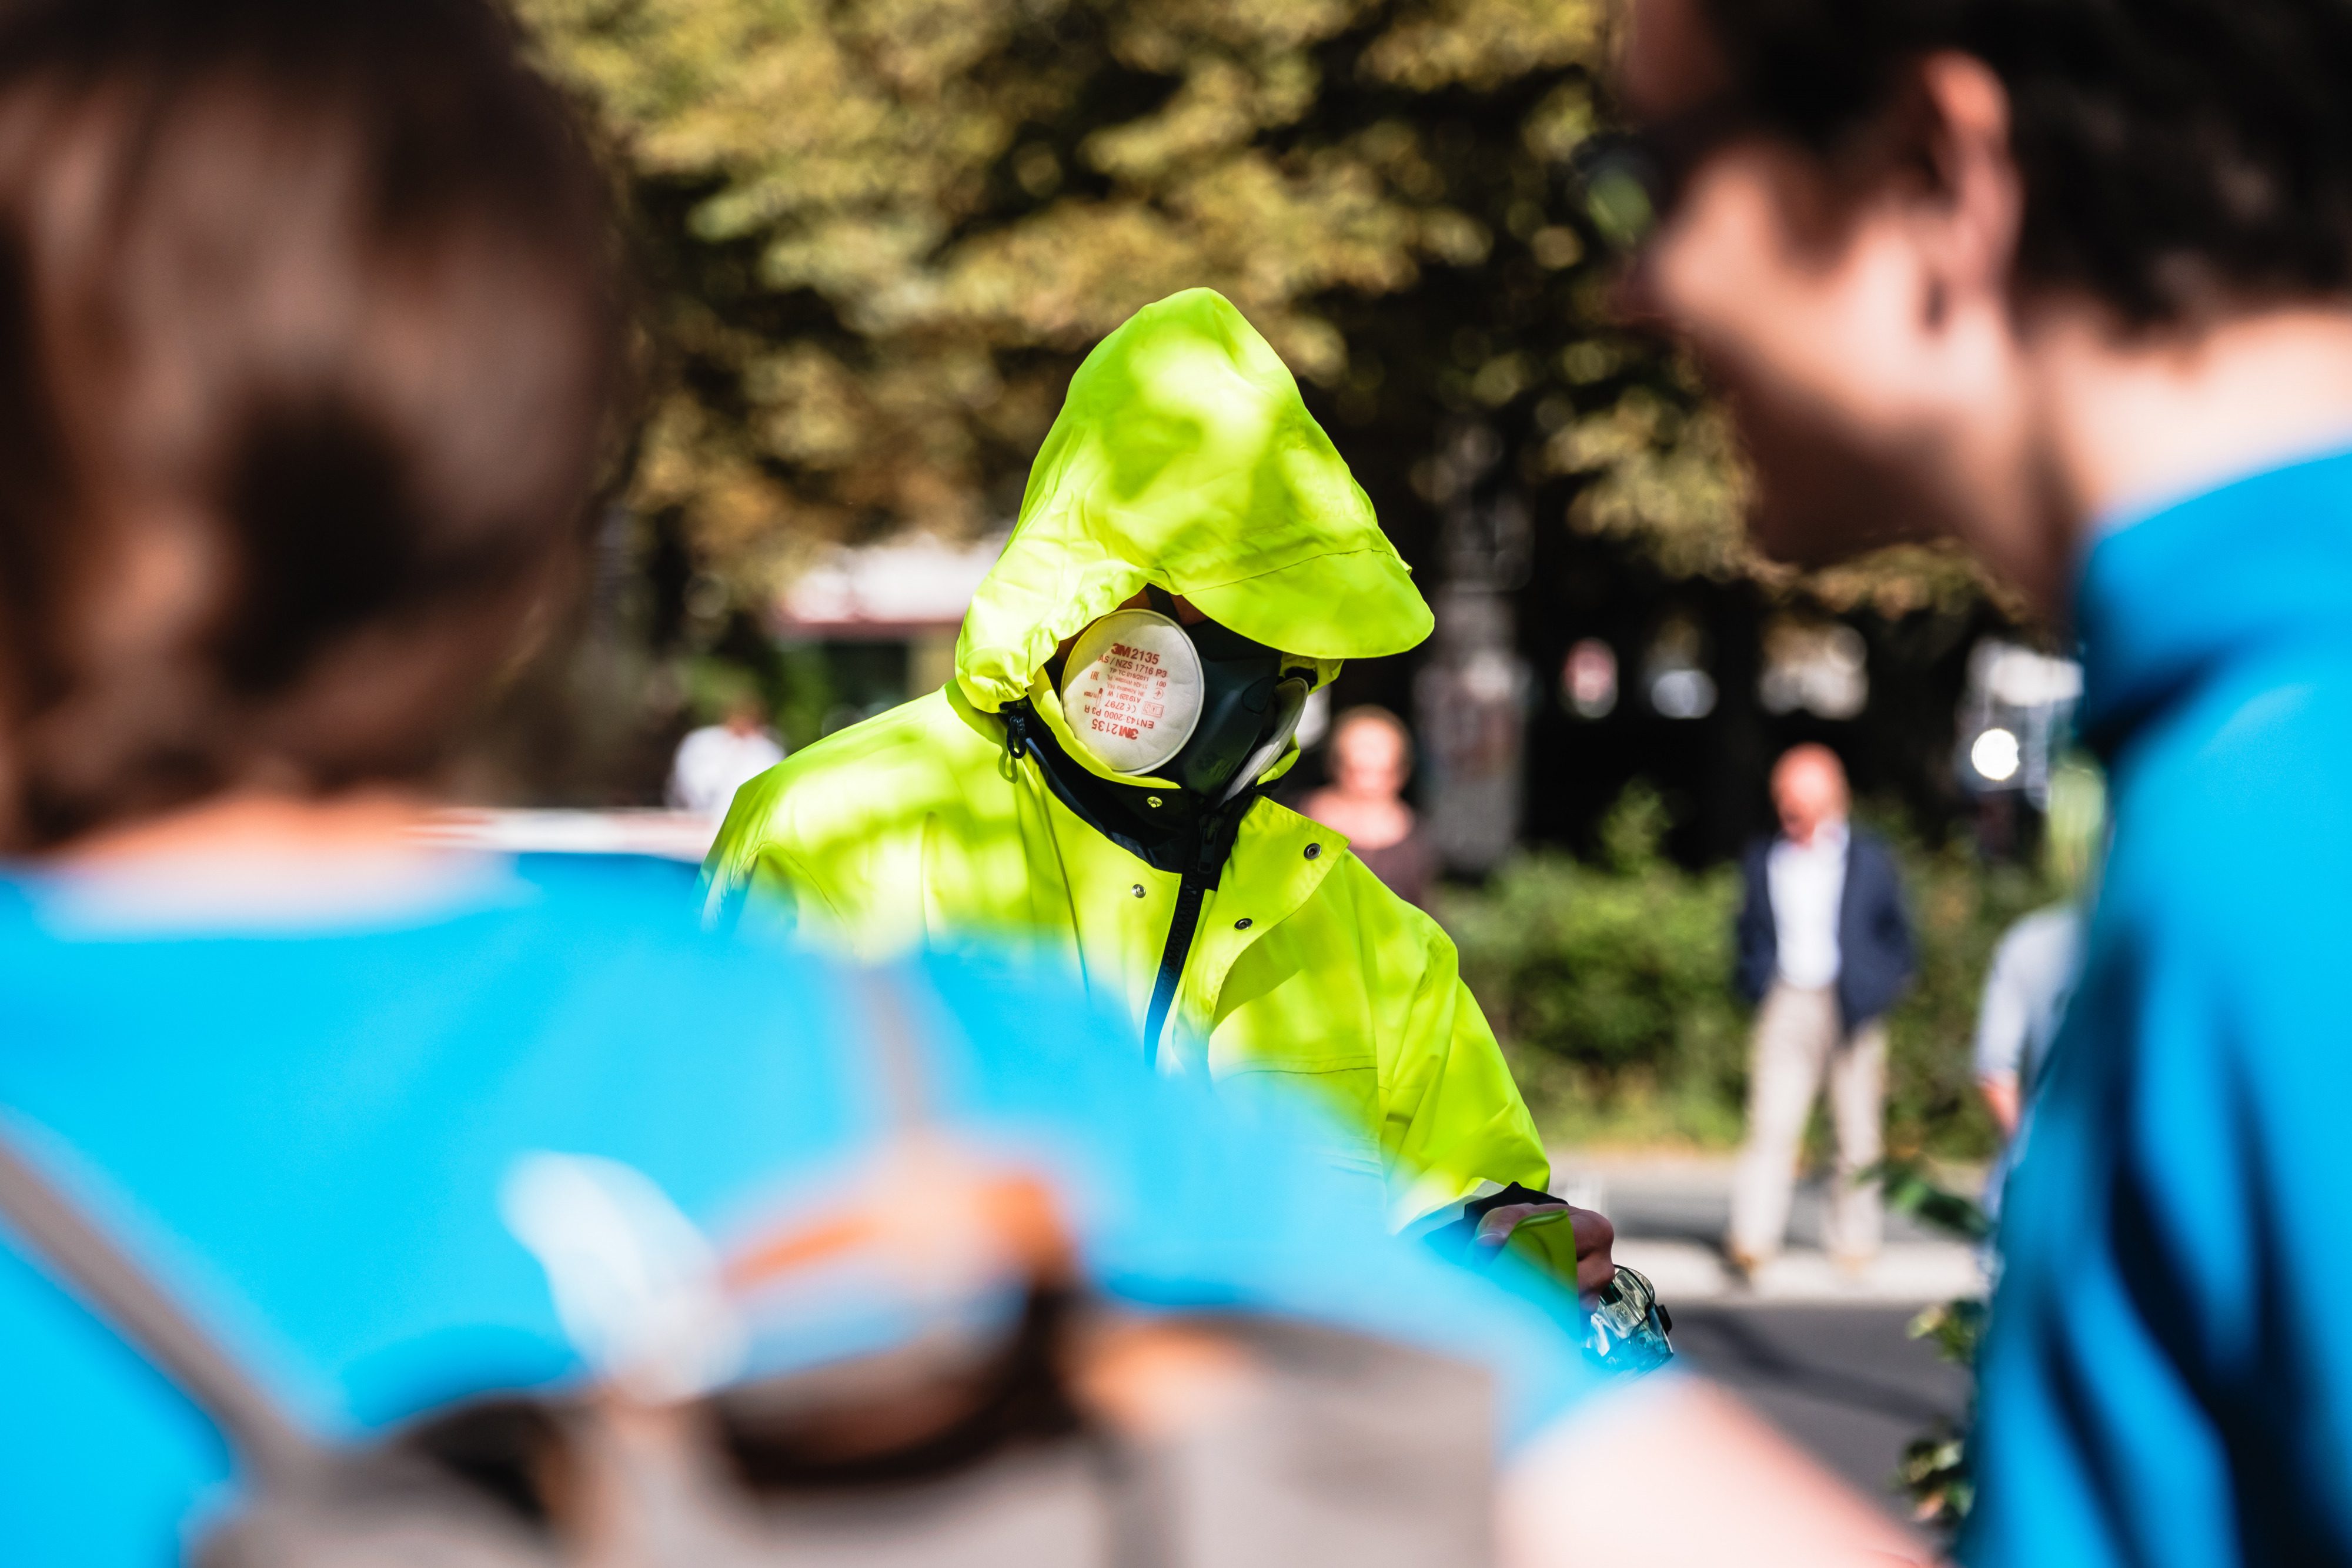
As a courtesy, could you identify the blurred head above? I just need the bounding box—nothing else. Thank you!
[1615,0,2352,594]
[723,691,767,737]
[0,0,624,851]
[1770,744,1847,845]
[1329,706,1412,800]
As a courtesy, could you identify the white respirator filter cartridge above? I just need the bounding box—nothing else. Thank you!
[1058,608,1204,775]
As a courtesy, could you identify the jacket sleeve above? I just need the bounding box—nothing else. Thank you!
[698,770,846,947]
[1866,837,1918,988]
[1830,834,1918,1025]
[1376,912,1553,1230]
[1732,843,1776,1004]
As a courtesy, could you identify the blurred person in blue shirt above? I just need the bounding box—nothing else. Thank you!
[1976,764,2105,1222]
[0,2,1923,1564]
[1619,0,2352,1560]
[1973,905,2083,1225]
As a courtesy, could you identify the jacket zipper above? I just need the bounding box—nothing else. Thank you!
[1143,866,1212,1068]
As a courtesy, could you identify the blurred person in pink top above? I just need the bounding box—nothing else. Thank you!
[1302,705,1439,909]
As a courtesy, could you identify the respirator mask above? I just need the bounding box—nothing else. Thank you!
[1058,604,1312,805]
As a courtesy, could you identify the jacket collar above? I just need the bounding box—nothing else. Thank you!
[998,699,1256,879]
[2077,447,2352,759]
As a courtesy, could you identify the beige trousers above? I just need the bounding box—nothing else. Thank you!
[1726,982,1886,1265]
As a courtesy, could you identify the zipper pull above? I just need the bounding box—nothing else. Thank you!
[1003,703,1030,761]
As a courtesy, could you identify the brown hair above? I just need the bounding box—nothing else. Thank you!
[1698,0,2352,326]
[0,0,625,850]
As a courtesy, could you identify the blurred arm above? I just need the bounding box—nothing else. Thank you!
[1732,846,1776,1004]
[699,783,834,944]
[1377,910,1554,1230]
[1878,842,1920,987]
[1978,1071,2022,1139]
[1501,1378,1939,1568]
[1476,1201,1619,1296]
[1972,930,2030,1140]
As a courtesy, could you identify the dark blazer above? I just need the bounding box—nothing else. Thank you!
[1734,827,1916,1028]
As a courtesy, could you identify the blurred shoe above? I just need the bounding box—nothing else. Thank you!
[1722,1242,1767,1289]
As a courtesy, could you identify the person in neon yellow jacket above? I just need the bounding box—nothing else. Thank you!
[705,289,1611,1276]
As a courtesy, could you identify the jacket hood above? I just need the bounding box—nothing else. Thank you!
[954,288,1434,714]
[2078,447,2352,757]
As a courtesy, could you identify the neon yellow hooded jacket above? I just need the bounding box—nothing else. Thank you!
[703,289,1548,1228]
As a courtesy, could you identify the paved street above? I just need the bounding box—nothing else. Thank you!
[1570,1154,1979,1538]
[1560,1152,1987,1303]
[1672,1303,1967,1527]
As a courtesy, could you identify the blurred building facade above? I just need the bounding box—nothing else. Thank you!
[770,533,1005,741]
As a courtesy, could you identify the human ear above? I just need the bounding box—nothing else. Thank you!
[1907,52,2023,335]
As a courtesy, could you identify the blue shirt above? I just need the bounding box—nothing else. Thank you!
[0,853,1596,1566]
[1966,451,2352,1565]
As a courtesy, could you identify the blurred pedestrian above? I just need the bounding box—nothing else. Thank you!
[1972,902,2082,1222]
[1618,0,2352,1559]
[1726,744,1916,1275]
[1301,704,1438,908]
[704,290,1611,1273]
[666,688,785,817]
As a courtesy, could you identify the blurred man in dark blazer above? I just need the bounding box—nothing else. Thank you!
[1728,745,1915,1275]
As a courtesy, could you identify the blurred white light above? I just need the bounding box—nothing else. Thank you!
[1463,648,1520,704]
[1651,668,1717,720]
[1977,643,2083,708]
[1972,727,2022,783]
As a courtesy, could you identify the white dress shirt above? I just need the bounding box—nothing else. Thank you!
[1767,817,1849,990]
[666,724,787,817]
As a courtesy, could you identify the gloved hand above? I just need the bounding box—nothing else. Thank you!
[1475,1199,1618,1296]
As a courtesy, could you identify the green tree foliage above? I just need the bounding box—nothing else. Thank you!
[1877,1158,1991,1534]
[514,0,1796,608]
[1442,784,1749,1145]
[494,0,2009,818]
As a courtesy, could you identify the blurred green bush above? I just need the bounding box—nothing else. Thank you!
[1441,784,2061,1158]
